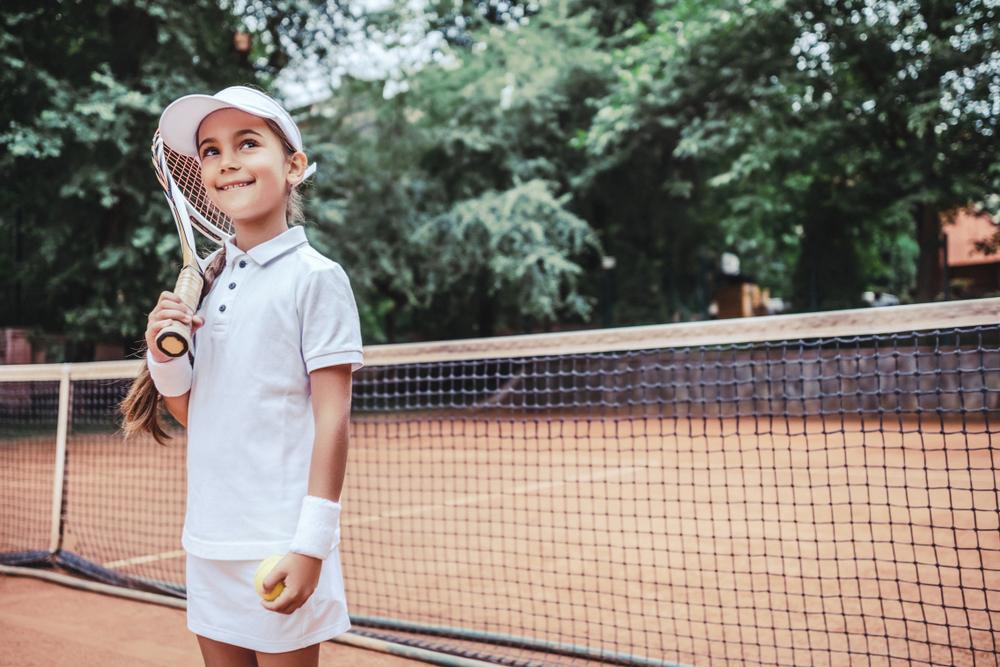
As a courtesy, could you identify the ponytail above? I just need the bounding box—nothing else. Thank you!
[118,246,228,446]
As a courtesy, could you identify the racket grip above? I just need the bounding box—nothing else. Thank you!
[156,265,205,358]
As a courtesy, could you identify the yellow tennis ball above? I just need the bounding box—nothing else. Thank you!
[254,554,286,601]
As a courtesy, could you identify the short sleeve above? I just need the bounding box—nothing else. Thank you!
[297,263,364,374]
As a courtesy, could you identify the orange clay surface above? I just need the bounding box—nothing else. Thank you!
[0,574,427,667]
[2,414,998,666]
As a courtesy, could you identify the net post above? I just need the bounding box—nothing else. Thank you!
[49,362,72,554]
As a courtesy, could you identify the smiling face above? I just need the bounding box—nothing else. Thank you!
[196,107,302,225]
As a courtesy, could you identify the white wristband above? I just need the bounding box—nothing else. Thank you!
[289,495,342,559]
[145,348,193,397]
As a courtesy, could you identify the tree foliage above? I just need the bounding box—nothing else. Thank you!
[300,6,608,340]
[584,0,1000,309]
[1,0,262,358]
[2,0,998,359]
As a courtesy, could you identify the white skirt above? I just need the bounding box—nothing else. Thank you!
[185,549,352,653]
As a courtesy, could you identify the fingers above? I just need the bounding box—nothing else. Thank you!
[263,565,286,593]
[261,586,314,615]
[260,557,314,614]
[150,292,192,320]
[147,313,193,344]
[260,562,291,613]
[145,291,200,360]
[156,308,194,326]
[157,291,188,312]
[147,291,196,329]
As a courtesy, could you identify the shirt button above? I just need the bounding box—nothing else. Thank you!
[239,260,247,268]
[229,282,236,289]
[219,304,227,312]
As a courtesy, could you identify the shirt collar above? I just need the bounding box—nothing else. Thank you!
[224,225,308,268]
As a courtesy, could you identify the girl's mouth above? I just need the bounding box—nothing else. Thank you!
[218,180,255,192]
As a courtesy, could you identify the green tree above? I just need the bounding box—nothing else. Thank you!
[0,0,262,359]
[576,0,749,319]
[1,0,598,356]
[584,0,999,310]
[302,6,608,341]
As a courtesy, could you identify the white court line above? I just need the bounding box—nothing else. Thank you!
[99,459,658,568]
[103,549,185,569]
[345,458,659,526]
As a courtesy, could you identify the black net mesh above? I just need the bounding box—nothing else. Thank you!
[2,319,998,666]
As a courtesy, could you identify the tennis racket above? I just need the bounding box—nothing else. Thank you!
[149,130,233,357]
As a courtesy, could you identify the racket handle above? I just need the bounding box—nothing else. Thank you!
[156,265,205,358]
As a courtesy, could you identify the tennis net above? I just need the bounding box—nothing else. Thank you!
[1,298,998,666]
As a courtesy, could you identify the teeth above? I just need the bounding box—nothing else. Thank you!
[221,182,252,191]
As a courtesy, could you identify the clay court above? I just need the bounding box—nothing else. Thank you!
[3,410,998,666]
[3,303,1000,666]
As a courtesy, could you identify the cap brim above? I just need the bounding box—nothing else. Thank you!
[159,95,239,157]
[159,94,281,158]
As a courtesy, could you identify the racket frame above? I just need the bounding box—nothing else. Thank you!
[149,131,230,359]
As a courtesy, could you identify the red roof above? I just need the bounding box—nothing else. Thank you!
[944,209,1000,267]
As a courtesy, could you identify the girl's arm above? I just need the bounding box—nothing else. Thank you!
[144,293,203,429]
[161,392,190,428]
[262,262,360,614]
[260,362,353,615]
[304,363,353,501]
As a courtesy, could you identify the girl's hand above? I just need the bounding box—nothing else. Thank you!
[145,290,204,364]
[260,552,322,614]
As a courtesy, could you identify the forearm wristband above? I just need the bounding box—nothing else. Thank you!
[289,495,342,559]
[146,349,193,397]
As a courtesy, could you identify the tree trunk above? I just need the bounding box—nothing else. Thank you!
[915,203,943,302]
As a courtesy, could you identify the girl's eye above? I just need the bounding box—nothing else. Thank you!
[199,139,256,158]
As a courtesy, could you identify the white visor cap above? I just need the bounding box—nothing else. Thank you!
[158,85,316,180]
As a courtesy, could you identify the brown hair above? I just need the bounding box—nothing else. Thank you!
[118,117,307,445]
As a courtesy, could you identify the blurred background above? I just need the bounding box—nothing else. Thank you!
[4,4,1000,665]
[1,0,998,363]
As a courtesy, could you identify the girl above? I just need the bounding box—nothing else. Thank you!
[120,85,363,667]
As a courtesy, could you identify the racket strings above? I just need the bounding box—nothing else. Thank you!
[162,146,234,239]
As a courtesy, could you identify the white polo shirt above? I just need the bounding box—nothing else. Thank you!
[180,224,364,560]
